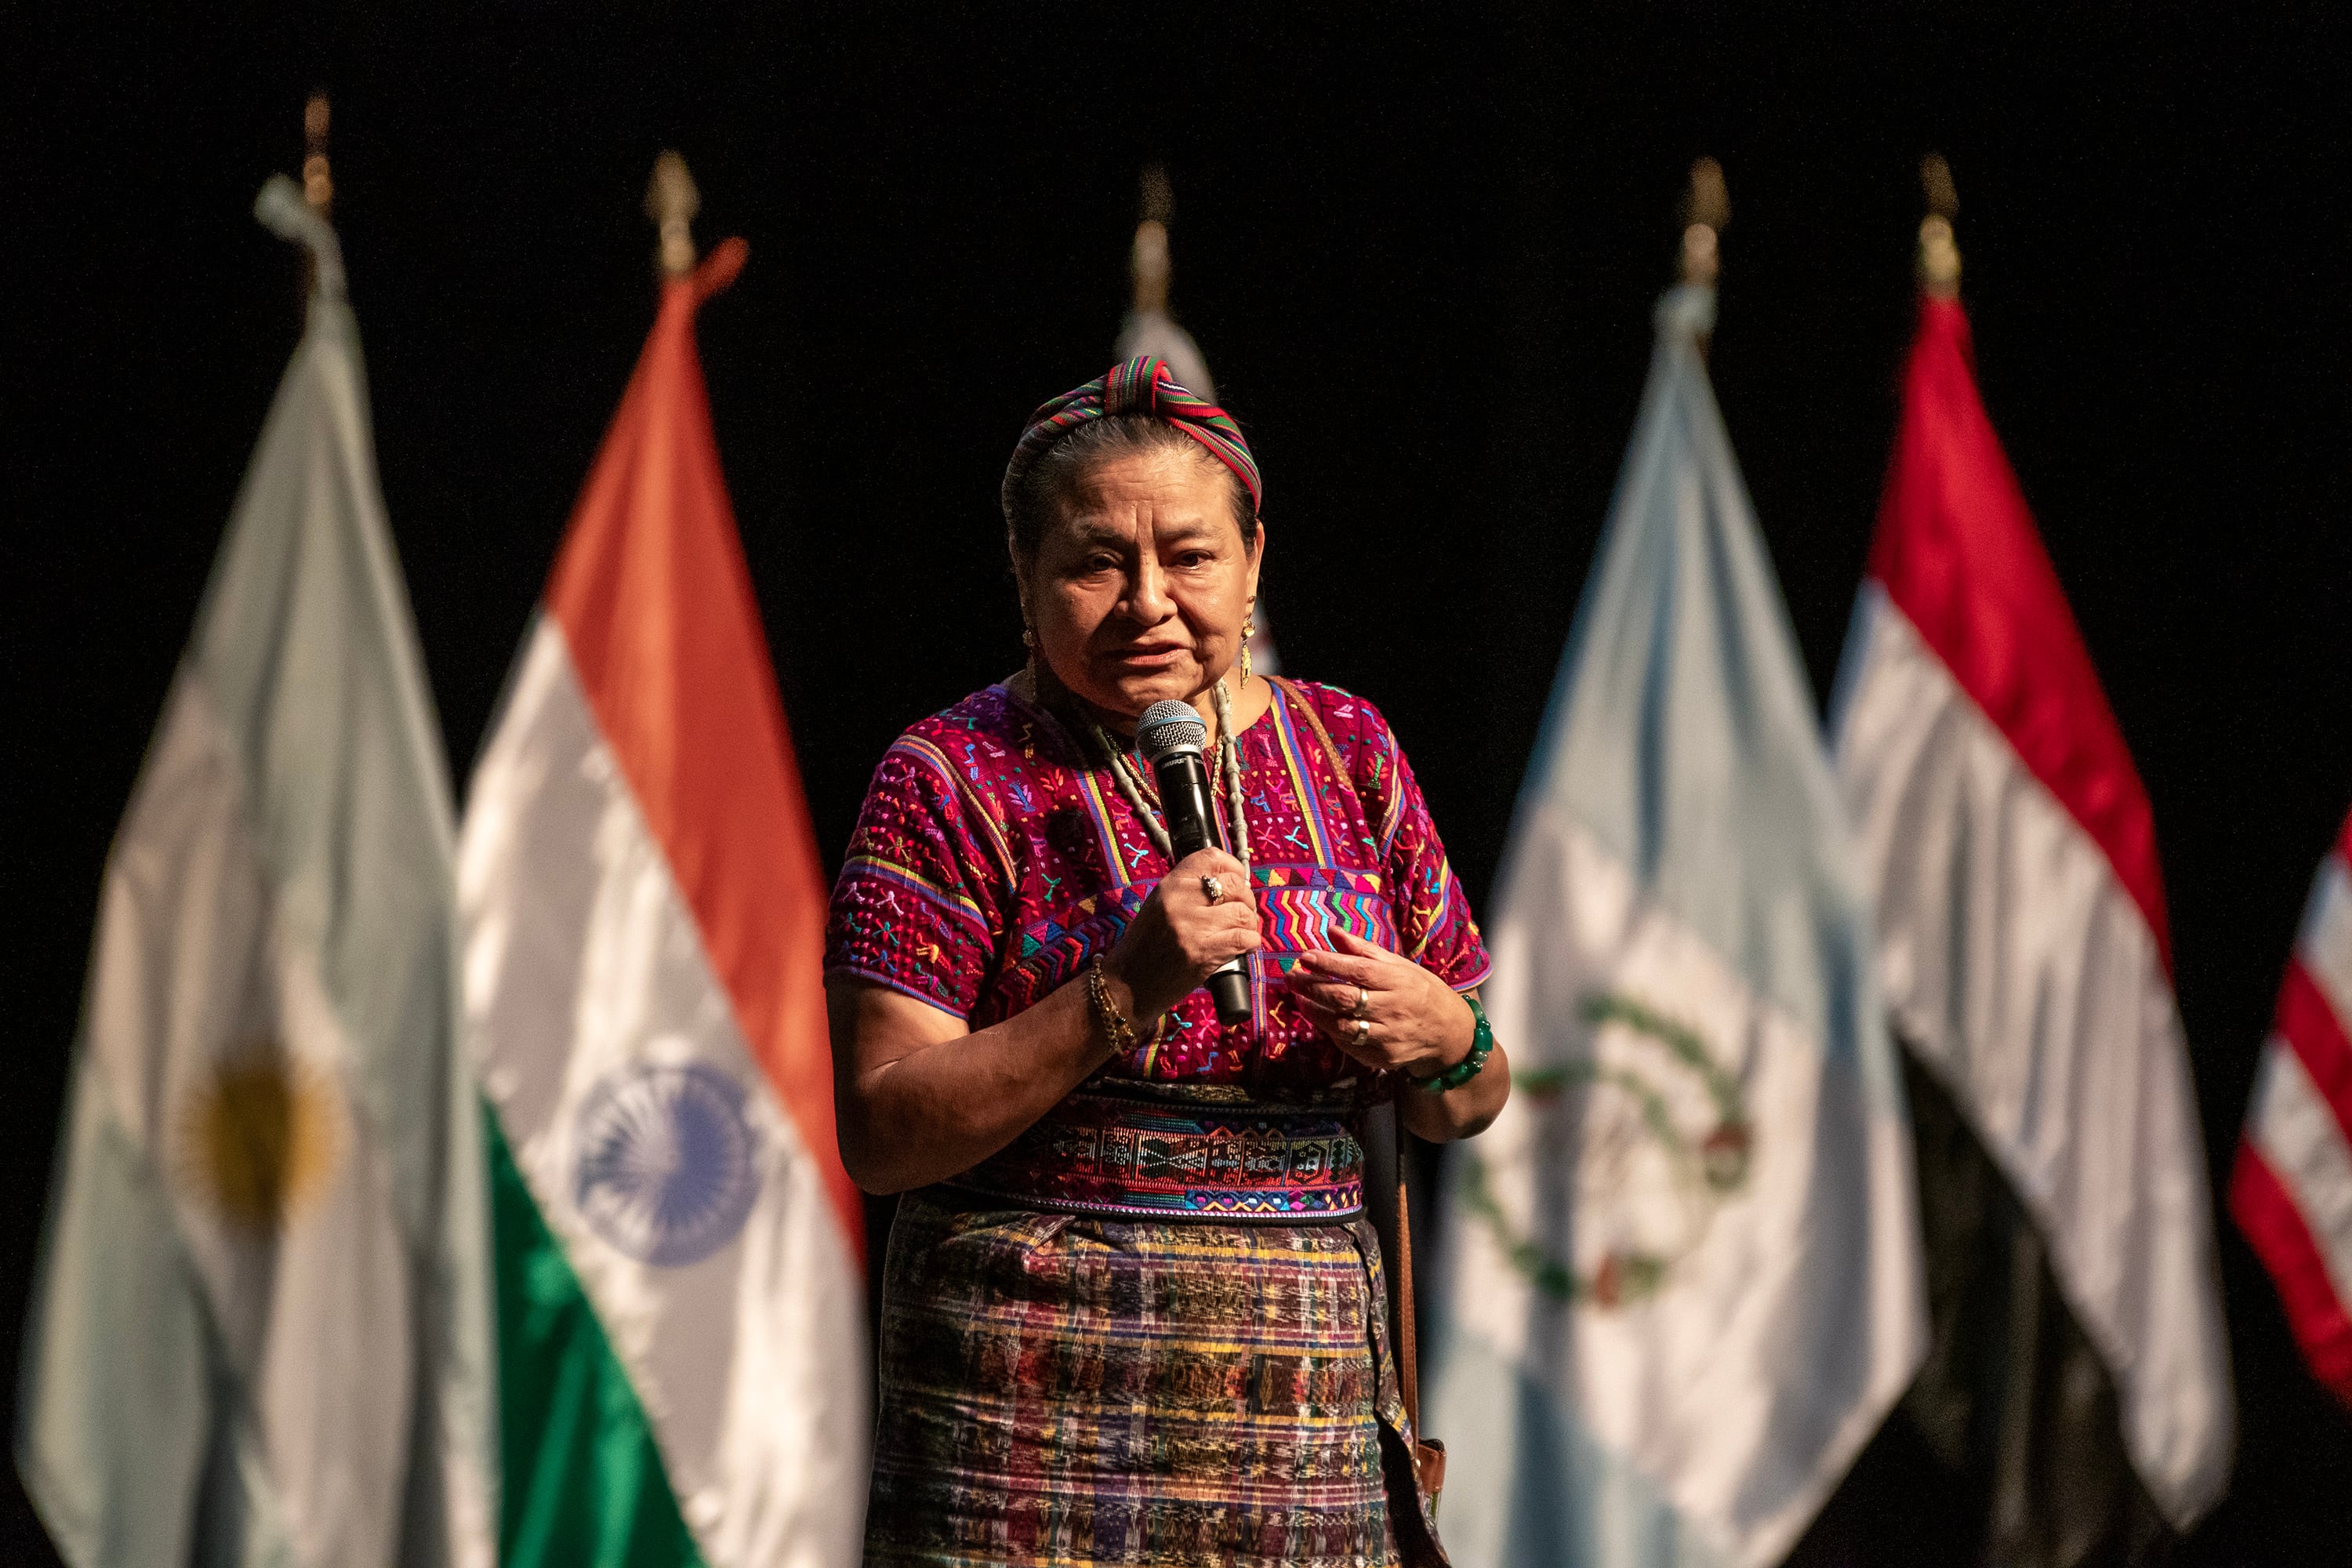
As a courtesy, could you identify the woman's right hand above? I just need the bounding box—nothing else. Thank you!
[1105,847,1261,1021]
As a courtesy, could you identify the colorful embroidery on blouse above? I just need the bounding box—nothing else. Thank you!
[826,677,1490,1087]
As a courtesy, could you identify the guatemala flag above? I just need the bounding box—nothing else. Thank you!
[1427,284,1926,1567]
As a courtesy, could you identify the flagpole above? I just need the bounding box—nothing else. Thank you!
[466,136,869,1564]
[1918,152,1962,298]
[1678,157,1727,360]
[646,149,700,278]
[1836,143,2238,1530]
[1679,155,1728,287]
[295,92,332,301]
[303,92,332,215]
[1425,136,1930,1558]
[1133,162,1172,317]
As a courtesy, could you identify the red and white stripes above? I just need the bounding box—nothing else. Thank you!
[2232,814,2352,1404]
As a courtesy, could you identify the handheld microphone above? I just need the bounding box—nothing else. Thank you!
[1135,699,1252,1027]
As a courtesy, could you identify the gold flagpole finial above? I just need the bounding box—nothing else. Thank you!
[303,91,332,216]
[1132,164,1174,315]
[1680,157,1729,286]
[646,151,700,278]
[1918,153,1962,297]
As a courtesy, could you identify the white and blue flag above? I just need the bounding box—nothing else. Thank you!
[1427,285,1926,1568]
[16,179,496,1568]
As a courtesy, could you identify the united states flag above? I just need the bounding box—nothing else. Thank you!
[2233,808,2352,1405]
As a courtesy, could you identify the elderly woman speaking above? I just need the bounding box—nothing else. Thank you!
[826,358,1507,1568]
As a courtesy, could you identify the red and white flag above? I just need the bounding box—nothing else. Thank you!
[1830,293,2234,1526]
[2233,809,2352,1404]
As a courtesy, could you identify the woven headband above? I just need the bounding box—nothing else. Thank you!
[1000,356,1262,522]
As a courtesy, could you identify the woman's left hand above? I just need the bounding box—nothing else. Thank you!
[1287,929,1473,1081]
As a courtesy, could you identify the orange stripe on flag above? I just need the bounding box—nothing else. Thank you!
[546,240,863,1265]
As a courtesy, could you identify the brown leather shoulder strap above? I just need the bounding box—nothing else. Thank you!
[1396,1160,1424,1433]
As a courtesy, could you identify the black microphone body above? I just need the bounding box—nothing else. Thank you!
[1138,705,1253,1027]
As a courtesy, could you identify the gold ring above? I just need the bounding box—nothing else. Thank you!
[1202,874,1225,905]
[1351,985,1371,1021]
[1352,1018,1372,1045]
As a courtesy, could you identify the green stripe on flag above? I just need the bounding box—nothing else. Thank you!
[485,1102,705,1568]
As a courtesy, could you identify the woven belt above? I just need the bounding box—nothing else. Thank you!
[946,1081,1366,1222]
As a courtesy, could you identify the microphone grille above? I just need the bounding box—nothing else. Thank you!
[1135,700,1209,763]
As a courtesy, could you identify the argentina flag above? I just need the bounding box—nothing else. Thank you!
[1426,283,1926,1567]
[16,178,496,1568]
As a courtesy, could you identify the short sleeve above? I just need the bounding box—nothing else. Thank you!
[1352,702,1491,993]
[825,737,1005,1018]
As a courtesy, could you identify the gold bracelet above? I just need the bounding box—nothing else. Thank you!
[1087,955,1138,1054]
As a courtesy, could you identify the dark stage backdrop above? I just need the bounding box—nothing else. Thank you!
[6,5,2347,1563]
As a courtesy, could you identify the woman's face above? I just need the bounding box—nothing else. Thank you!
[1021,445,1263,723]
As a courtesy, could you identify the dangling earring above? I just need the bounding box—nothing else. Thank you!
[1240,603,1256,688]
[1022,626,1035,649]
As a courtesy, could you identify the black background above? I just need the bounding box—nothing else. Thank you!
[5,4,2348,1563]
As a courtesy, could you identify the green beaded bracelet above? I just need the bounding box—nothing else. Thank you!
[1417,994,1494,1093]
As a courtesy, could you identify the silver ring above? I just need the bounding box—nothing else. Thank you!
[1351,985,1371,1021]
[1201,874,1225,906]
[1352,1017,1372,1045]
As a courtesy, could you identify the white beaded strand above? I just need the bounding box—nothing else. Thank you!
[1209,679,1251,866]
[1089,678,1251,877]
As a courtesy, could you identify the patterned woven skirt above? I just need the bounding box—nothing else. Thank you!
[865,1190,1440,1567]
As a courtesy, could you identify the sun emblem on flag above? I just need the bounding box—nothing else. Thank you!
[573,1062,763,1268]
[178,1040,343,1231]
[1462,991,1751,1309]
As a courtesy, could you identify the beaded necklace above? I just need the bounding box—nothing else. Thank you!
[1087,678,1253,877]
[1071,679,1257,1067]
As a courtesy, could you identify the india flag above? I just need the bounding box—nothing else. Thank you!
[458,236,868,1567]
[16,178,497,1567]
[1427,283,1926,1568]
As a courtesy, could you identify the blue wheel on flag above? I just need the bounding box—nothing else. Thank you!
[574,1062,763,1267]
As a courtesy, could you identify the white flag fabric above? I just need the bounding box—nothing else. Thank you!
[1116,307,1218,405]
[1427,284,1926,1568]
[16,177,497,1568]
